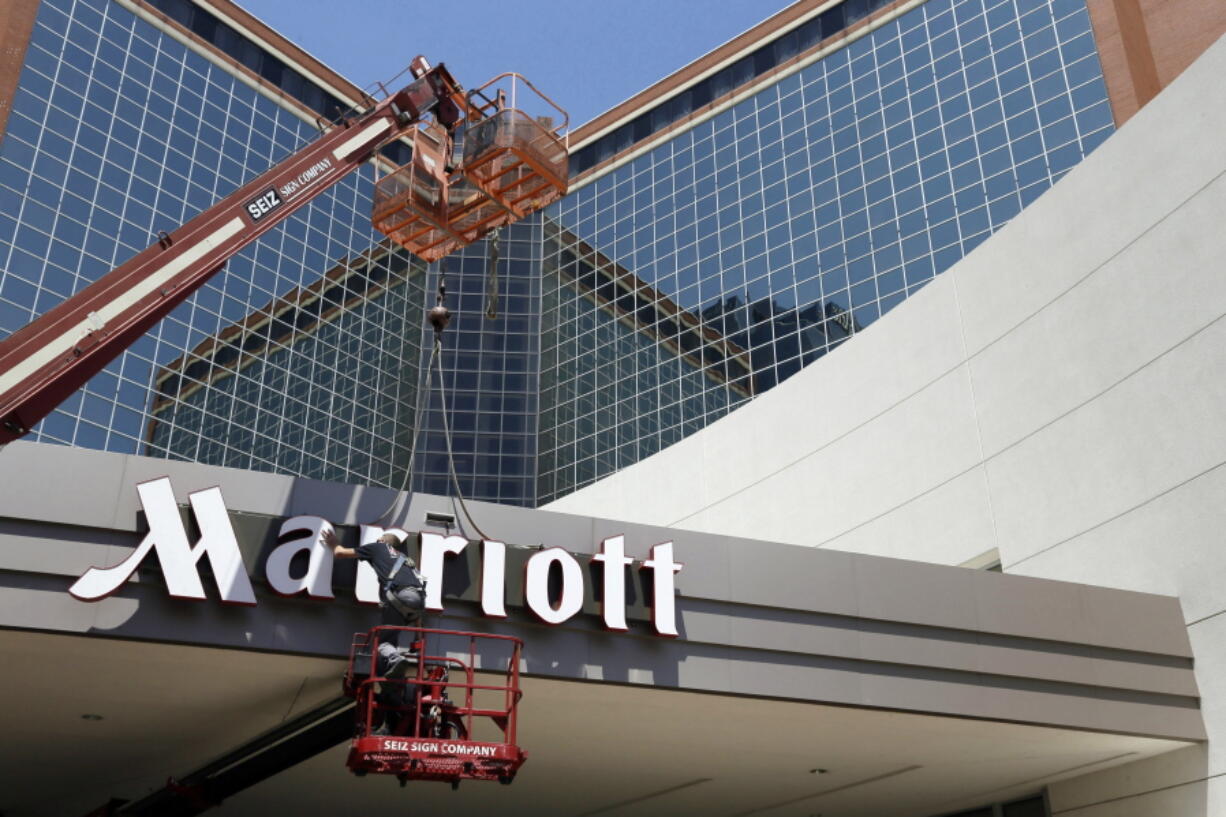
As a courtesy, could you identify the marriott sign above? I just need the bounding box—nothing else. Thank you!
[69,477,683,637]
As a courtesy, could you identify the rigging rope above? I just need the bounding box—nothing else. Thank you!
[375,260,449,526]
[377,260,494,543]
[485,227,501,320]
[433,338,493,542]
[374,335,438,526]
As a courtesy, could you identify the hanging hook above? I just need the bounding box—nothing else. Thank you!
[485,227,501,320]
[428,262,451,337]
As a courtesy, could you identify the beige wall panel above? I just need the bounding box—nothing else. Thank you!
[549,33,1226,815]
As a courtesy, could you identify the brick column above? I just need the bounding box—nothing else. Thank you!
[0,0,41,141]
[1087,0,1226,126]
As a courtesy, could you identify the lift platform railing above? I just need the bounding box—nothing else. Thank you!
[449,73,570,235]
[343,625,526,785]
[370,72,568,261]
[370,123,464,261]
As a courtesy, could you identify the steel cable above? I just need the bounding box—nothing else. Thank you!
[433,339,493,542]
[375,334,439,526]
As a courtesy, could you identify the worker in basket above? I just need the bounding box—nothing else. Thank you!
[324,528,426,733]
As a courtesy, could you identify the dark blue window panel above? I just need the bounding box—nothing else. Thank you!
[540,0,1113,503]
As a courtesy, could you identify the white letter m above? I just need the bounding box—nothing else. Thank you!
[69,477,256,604]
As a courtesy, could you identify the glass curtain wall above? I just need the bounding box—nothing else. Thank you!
[0,0,1118,508]
[411,219,542,507]
[538,0,1114,504]
[0,0,428,488]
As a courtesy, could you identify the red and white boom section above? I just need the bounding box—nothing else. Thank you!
[0,55,571,446]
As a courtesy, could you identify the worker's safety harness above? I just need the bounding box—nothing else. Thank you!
[382,551,426,605]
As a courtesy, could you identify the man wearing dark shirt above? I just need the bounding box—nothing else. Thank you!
[323,528,426,677]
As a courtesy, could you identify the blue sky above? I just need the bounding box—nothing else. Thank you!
[234,0,793,130]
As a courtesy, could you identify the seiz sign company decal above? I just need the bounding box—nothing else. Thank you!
[243,157,336,223]
[278,157,335,200]
[68,477,683,637]
[243,189,283,222]
[382,740,501,757]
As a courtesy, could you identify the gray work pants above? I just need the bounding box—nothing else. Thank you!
[376,585,426,728]
[377,585,425,674]
[382,585,425,626]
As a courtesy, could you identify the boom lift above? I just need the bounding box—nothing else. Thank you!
[372,73,568,261]
[344,626,526,787]
[0,55,568,808]
[0,57,568,445]
[83,627,527,815]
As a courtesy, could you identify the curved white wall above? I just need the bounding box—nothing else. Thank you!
[547,32,1226,816]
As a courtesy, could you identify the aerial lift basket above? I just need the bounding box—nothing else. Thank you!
[371,73,568,261]
[371,123,461,262]
[343,625,527,787]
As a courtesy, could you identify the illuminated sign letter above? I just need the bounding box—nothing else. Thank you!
[69,477,256,604]
[419,531,468,611]
[481,540,508,617]
[642,542,683,637]
[591,535,633,631]
[265,516,335,599]
[525,547,583,624]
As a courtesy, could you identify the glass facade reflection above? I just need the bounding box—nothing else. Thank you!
[570,0,900,176]
[538,0,1114,502]
[146,244,426,485]
[538,217,756,501]
[0,0,1117,510]
[0,0,430,489]
[410,220,542,506]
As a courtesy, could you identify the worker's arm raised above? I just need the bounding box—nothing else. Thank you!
[322,528,357,559]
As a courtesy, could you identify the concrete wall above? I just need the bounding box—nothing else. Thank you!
[546,32,1226,816]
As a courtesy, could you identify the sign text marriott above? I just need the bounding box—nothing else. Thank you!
[69,477,683,637]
